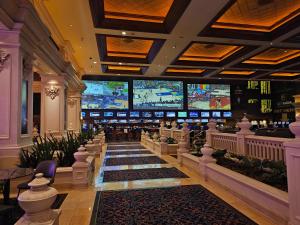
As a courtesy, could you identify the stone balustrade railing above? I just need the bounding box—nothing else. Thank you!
[141,121,190,155]
[211,133,238,154]
[245,135,288,162]
[207,117,293,162]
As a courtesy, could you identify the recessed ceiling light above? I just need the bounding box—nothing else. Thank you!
[284,50,288,53]
[93,61,97,64]
[172,45,176,49]
[69,24,73,27]
[118,62,122,65]
[121,31,127,35]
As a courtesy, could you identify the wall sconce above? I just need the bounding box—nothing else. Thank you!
[45,86,59,100]
[0,49,10,72]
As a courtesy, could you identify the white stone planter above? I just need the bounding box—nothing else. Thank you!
[181,153,289,224]
[18,173,58,223]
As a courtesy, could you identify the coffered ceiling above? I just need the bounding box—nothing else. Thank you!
[39,0,300,81]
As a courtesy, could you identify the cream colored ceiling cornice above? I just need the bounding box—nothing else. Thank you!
[32,0,84,76]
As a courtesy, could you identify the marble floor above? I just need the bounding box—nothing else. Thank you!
[54,142,277,225]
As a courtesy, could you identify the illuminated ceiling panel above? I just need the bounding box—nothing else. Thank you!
[220,70,255,75]
[271,72,300,77]
[166,68,205,74]
[106,36,154,58]
[212,0,300,32]
[108,65,141,71]
[243,48,300,65]
[178,43,242,62]
[103,0,174,23]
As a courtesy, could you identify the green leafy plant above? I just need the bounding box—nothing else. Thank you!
[56,132,80,167]
[166,137,177,144]
[18,132,86,168]
[18,136,55,168]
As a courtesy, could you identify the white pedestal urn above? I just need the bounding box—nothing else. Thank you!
[72,145,89,186]
[17,173,60,225]
[153,132,159,142]
[237,115,254,135]
[177,134,188,165]
[85,139,97,155]
[199,143,216,180]
[206,119,218,146]
[159,135,168,155]
[236,115,254,155]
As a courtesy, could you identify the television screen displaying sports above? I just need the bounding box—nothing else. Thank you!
[177,119,185,123]
[212,111,221,117]
[166,112,176,117]
[104,112,113,117]
[223,112,232,117]
[90,112,100,117]
[82,80,128,109]
[178,111,187,118]
[130,112,140,117]
[154,112,164,117]
[188,84,231,110]
[117,112,127,117]
[142,112,152,118]
[189,112,198,118]
[201,112,210,117]
[133,80,184,109]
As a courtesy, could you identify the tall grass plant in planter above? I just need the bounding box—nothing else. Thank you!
[56,132,80,167]
[19,136,55,168]
[18,132,84,168]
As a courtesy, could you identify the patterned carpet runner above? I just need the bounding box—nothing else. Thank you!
[106,150,153,155]
[91,185,257,225]
[104,156,167,166]
[103,167,189,182]
[107,145,146,150]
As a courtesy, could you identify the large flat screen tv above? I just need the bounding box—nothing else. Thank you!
[142,112,152,118]
[154,112,164,117]
[166,112,176,117]
[133,80,184,110]
[82,80,128,109]
[130,111,140,117]
[188,84,231,110]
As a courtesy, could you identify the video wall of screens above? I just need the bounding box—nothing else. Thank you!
[187,84,231,110]
[133,80,184,110]
[82,81,128,109]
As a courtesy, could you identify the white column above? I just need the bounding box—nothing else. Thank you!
[284,116,300,225]
[0,32,34,158]
[67,91,81,133]
[40,75,66,135]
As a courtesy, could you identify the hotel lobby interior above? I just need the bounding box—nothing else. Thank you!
[1,0,300,224]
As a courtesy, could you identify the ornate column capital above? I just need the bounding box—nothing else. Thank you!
[0,49,10,73]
